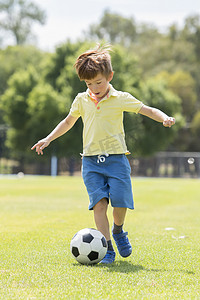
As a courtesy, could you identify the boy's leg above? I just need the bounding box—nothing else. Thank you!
[113,207,127,228]
[93,198,115,264]
[112,207,132,258]
[93,198,110,240]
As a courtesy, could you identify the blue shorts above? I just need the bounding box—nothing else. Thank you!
[82,154,134,210]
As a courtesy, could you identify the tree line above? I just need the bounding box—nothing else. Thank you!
[0,5,199,163]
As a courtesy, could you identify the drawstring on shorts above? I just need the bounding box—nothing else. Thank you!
[80,153,110,163]
[97,153,109,163]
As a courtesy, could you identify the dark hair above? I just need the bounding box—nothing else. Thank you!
[74,44,113,80]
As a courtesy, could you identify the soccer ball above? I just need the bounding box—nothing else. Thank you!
[70,228,107,265]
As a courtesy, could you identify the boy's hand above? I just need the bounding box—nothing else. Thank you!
[163,117,175,128]
[31,138,51,155]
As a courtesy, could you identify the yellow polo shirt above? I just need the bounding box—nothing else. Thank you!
[70,85,143,156]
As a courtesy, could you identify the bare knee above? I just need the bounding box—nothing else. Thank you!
[93,198,108,214]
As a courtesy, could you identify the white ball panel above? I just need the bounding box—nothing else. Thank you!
[78,228,91,236]
[90,238,103,252]
[78,242,91,255]
[70,234,82,248]
[76,254,91,265]
[98,247,107,260]
[89,229,104,239]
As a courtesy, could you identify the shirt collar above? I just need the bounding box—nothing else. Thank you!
[87,84,118,103]
[107,84,118,97]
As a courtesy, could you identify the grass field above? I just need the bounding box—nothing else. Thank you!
[0,176,199,299]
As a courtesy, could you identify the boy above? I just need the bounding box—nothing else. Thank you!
[31,45,175,264]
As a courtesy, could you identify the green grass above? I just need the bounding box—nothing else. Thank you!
[0,176,199,299]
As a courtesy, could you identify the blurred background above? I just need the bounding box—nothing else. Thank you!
[0,0,200,177]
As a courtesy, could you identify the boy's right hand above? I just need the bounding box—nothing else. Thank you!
[31,138,51,155]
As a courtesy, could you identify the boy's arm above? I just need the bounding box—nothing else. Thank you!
[138,105,175,127]
[31,114,78,155]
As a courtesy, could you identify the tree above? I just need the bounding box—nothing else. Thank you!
[0,66,73,159]
[155,71,197,120]
[26,83,71,158]
[1,65,39,129]
[0,43,84,159]
[124,78,183,156]
[190,111,200,151]
[153,70,199,152]
[0,0,46,45]
[43,40,87,98]
[85,9,137,46]
[0,45,45,95]
[111,44,141,96]
[0,41,184,160]
[0,65,39,162]
[181,14,200,58]
[0,44,46,142]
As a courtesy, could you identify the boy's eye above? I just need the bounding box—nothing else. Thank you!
[97,82,101,84]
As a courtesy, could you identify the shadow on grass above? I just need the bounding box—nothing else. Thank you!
[94,261,195,275]
[72,261,147,273]
[95,261,148,273]
[72,261,195,275]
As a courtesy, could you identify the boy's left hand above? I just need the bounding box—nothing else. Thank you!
[163,117,175,128]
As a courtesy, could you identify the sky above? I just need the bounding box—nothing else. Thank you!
[32,0,200,51]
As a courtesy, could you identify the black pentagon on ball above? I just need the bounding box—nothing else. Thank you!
[72,246,80,257]
[101,236,107,248]
[88,251,99,261]
[82,233,94,243]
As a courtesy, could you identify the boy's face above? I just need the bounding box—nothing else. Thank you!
[85,72,113,100]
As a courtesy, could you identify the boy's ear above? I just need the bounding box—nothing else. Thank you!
[108,71,114,82]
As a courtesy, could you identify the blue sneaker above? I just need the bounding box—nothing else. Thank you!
[112,231,132,257]
[99,250,116,264]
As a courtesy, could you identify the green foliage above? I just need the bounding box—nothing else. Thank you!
[0,40,183,159]
[0,45,45,95]
[180,14,200,58]
[27,84,66,140]
[191,111,200,134]
[1,65,39,129]
[125,79,183,156]
[0,0,46,45]
[43,41,80,90]
[0,66,39,158]
[190,111,200,151]
[43,41,93,98]
[27,83,83,157]
[0,45,45,126]
[155,71,197,120]
[1,11,200,159]
[111,45,141,96]
[86,9,137,46]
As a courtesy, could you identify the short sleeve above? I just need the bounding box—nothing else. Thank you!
[121,92,143,114]
[69,96,81,118]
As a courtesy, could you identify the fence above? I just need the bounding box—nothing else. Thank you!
[0,152,200,178]
[130,152,200,178]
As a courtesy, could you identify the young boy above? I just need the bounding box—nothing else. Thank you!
[31,45,175,264]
